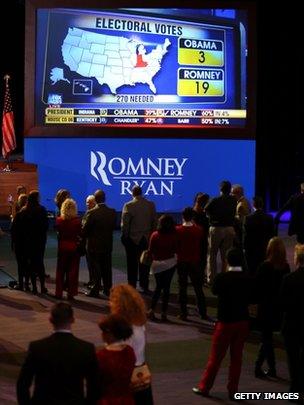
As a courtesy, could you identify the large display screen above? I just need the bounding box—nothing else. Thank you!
[32,7,252,134]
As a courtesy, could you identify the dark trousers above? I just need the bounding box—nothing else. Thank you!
[124,237,149,290]
[134,384,154,405]
[151,267,175,313]
[89,251,112,295]
[55,250,80,298]
[27,251,46,292]
[199,321,249,395]
[283,331,304,393]
[15,250,29,289]
[255,326,275,370]
[177,262,206,317]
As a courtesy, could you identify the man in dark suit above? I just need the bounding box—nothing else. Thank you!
[280,245,304,401]
[16,302,99,404]
[243,196,275,275]
[275,182,304,243]
[82,189,116,297]
[121,185,157,292]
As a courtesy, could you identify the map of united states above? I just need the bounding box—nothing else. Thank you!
[59,27,171,94]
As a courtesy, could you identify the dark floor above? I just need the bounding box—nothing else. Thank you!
[0,224,296,404]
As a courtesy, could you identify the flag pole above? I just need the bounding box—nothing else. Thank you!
[2,74,15,172]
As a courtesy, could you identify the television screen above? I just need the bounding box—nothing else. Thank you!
[31,7,253,134]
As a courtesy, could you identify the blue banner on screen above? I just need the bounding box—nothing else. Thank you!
[35,8,248,130]
[25,138,255,213]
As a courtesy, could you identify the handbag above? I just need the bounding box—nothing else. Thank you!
[130,363,152,392]
[140,250,153,266]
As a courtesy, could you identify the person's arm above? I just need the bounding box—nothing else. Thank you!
[16,343,35,405]
[121,204,131,239]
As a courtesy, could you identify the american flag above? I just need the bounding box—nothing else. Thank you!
[2,76,16,158]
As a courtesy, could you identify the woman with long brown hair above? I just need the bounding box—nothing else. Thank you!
[109,284,153,405]
[254,236,290,378]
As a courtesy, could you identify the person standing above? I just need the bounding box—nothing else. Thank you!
[109,284,154,405]
[205,180,237,284]
[243,196,275,275]
[176,207,208,320]
[82,189,116,297]
[16,302,99,404]
[193,248,253,400]
[55,198,82,300]
[280,244,304,398]
[254,237,290,378]
[121,186,157,293]
[82,194,97,288]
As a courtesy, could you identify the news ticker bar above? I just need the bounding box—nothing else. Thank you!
[45,108,245,125]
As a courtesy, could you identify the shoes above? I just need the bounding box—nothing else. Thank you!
[85,290,99,298]
[13,284,23,291]
[192,387,209,397]
[201,314,215,322]
[67,295,75,301]
[161,313,168,322]
[139,287,153,296]
[255,367,267,378]
[265,368,277,378]
[55,295,63,300]
[147,310,156,321]
[177,313,188,321]
[41,287,48,294]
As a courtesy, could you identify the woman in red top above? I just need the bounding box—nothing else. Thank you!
[55,198,82,300]
[97,314,136,405]
[147,215,178,321]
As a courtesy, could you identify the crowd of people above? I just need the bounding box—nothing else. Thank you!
[7,180,304,403]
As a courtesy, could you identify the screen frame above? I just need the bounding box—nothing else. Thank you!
[25,0,256,139]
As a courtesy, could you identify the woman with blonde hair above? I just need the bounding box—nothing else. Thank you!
[55,198,82,300]
[254,236,290,378]
[109,284,153,405]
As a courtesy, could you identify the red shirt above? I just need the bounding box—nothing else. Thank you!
[149,230,178,260]
[176,223,204,263]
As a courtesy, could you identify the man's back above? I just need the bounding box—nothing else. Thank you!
[122,196,156,244]
[17,332,98,405]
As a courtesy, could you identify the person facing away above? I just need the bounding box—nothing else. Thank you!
[205,180,237,284]
[16,302,99,405]
[54,189,71,217]
[121,185,157,293]
[231,184,251,223]
[12,185,27,219]
[147,214,178,322]
[176,207,208,321]
[82,189,116,297]
[243,196,275,275]
[254,237,290,379]
[82,194,97,288]
[275,182,304,243]
[55,198,82,300]
[109,283,154,405]
[280,244,304,397]
[97,314,136,405]
[193,247,254,401]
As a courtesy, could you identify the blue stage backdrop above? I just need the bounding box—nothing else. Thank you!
[24,138,255,213]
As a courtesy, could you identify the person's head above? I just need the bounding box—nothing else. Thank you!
[226,247,243,267]
[86,194,96,210]
[266,237,287,268]
[50,302,74,330]
[220,180,231,195]
[231,184,244,200]
[182,207,194,222]
[109,284,147,326]
[193,192,209,208]
[252,196,264,210]
[17,185,27,196]
[294,244,304,268]
[157,214,175,234]
[98,314,133,344]
[94,189,105,204]
[132,185,142,197]
[26,190,40,208]
[54,189,70,210]
[17,194,28,210]
[300,183,304,193]
[60,198,77,220]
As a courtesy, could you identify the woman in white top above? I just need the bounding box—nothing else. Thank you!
[109,284,154,405]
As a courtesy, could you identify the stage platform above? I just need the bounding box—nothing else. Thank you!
[0,226,295,404]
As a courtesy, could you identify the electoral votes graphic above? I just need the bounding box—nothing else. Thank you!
[37,8,245,127]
